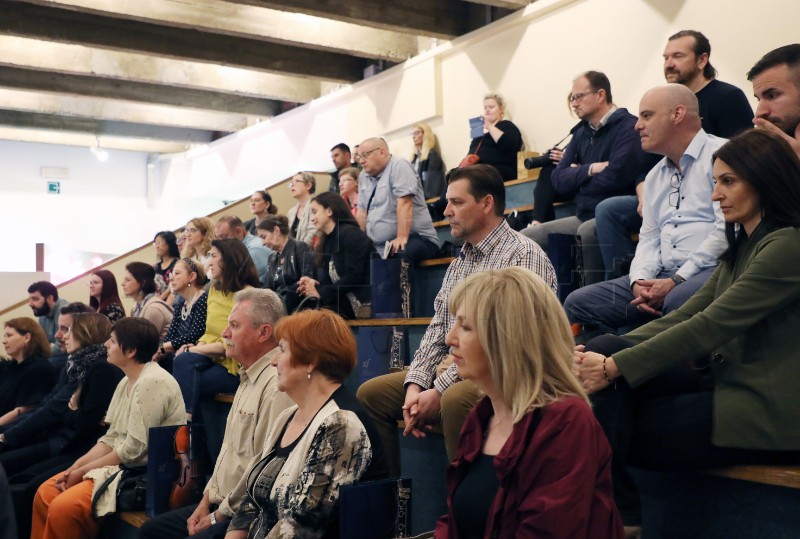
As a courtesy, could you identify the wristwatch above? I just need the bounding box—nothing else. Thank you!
[670,274,685,286]
[209,511,217,526]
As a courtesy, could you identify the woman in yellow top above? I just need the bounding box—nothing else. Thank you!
[172,239,261,418]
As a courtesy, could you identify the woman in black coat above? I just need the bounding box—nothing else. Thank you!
[411,123,447,200]
[258,214,315,313]
[297,192,373,319]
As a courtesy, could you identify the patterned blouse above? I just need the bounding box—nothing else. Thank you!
[228,386,387,539]
[99,302,125,323]
[162,292,208,349]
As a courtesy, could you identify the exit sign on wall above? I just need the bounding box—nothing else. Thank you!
[47,181,60,194]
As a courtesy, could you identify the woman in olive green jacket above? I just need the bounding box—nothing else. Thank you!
[574,129,800,526]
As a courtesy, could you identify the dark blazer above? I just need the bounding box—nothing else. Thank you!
[316,222,373,318]
[414,149,446,199]
[616,223,800,450]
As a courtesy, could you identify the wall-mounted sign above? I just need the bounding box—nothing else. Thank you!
[47,181,61,194]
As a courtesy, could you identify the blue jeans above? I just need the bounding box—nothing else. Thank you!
[594,196,642,280]
[172,352,239,414]
[563,267,716,335]
[374,233,439,265]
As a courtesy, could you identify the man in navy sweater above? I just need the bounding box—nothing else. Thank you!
[522,71,657,285]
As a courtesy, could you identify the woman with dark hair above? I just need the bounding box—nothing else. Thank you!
[244,190,278,235]
[0,318,57,427]
[88,270,125,322]
[258,215,314,313]
[225,309,387,539]
[122,262,174,340]
[172,239,261,417]
[575,129,800,530]
[297,192,373,319]
[152,258,209,371]
[466,94,523,181]
[2,313,122,539]
[287,172,318,247]
[31,318,184,539]
[153,231,181,300]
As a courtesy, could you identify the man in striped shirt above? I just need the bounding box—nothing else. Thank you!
[358,164,557,476]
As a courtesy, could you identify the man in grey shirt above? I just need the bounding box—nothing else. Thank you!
[356,137,439,263]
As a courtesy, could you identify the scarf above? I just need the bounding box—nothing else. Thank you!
[67,343,108,386]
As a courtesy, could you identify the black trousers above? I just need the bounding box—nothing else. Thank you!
[139,504,229,539]
[0,464,17,539]
[0,441,53,475]
[586,334,800,526]
[531,164,569,223]
[8,454,73,539]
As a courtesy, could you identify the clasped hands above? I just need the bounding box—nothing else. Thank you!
[54,466,84,492]
[631,278,677,315]
[297,276,320,298]
[401,384,442,439]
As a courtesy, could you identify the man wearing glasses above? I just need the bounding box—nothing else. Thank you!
[355,137,439,263]
[522,71,657,286]
[564,84,726,337]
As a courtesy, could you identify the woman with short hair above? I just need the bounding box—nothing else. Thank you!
[286,172,318,247]
[338,167,360,215]
[31,318,185,539]
[244,190,279,236]
[435,267,623,539]
[0,318,57,427]
[575,129,800,529]
[172,239,260,418]
[88,270,125,322]
[122,262,173,340]
[225,309,387,539]
[258,215,314,313]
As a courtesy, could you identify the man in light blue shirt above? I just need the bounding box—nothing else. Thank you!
[215,215,273,287]
[355,137,439,263]
[565,84,726,335]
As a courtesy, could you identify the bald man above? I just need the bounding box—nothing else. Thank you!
[355,137,439,263]
[564,84,727,335]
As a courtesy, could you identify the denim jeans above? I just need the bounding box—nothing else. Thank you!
[594,196,642,280]
[172,352,239,414]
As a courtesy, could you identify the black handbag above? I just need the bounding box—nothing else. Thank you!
[91,465,148,518]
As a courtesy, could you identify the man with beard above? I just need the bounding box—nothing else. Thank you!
[663,30,753,138]
[748,44,800,158]
[27,281,70,356]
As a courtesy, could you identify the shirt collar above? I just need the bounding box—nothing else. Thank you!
[462,220,511,258]
[662,129,709,172]
[240,346,279,383]
[366,156,393,182]
[589,105,618,131]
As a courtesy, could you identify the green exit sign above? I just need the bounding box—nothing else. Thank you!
[48,181,61,194]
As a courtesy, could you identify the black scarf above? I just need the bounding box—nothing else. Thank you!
[67,343,108,386]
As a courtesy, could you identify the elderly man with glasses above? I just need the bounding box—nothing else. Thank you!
[355,137,439,263]
[564,83,726,338]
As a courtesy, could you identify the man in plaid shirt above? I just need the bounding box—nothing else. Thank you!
[358,164,557,476]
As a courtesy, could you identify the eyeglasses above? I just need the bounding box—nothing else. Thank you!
[357,148,379,162]
[569,91,598,103]
[669,172,683,209]
[288,180,308,187]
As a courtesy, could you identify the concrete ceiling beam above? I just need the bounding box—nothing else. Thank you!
[0,88,257,132]
[0,126,189,154]
[3,1,366,82]
[0,65,281,117]
[19,0,421,62]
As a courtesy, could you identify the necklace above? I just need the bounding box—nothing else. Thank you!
[181,290,202,320]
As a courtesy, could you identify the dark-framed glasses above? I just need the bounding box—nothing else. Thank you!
[669,172,683,209]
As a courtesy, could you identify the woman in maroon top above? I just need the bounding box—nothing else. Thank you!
[434,267,623,539]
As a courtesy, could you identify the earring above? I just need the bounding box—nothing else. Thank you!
[307,372,311,380]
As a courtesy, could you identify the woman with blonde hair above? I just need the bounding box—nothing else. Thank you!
[434,267,622,539]
[410,123,446,200]
[465,93,523,181]
[181,217,216,270]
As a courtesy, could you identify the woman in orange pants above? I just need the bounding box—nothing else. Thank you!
[31,318,185,539]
